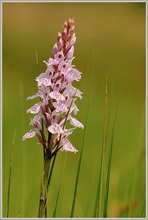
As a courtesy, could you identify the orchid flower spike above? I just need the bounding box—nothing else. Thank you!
[23,18,84,155]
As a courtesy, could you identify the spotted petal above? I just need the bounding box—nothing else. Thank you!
[22,129,36,140]
[70,117,84,129]
[27,103,40,114]
[48,123,63,134]
[49,91,65,101]
[61,139,78,153]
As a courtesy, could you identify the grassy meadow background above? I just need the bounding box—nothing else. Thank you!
[2,2,146,218]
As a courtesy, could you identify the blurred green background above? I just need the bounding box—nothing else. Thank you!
[2,2,146,218]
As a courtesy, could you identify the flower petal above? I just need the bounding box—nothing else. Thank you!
[61,139,78,153]
[22,129,36,140]
[38,78,51,87]
[49,91,65,101]
[27,103,40,114]
[48,58,59,66]
[70,117,84,129]
[54,51,64,62]
[53,102,67,113]
[27,92,40,100]
[48,123,63,134]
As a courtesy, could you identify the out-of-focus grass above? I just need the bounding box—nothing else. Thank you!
[2,2,145,217]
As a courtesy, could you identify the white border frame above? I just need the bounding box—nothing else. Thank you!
[0,1,147,219]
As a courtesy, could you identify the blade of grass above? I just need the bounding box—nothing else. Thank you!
[93,76,108,217]
[70,93,90,218]
[40,151,58,218]
[53,153,67,217]
[103,74,127,217]
[47,153,57,190]
[6,129,16,217]
[70,36,94,218]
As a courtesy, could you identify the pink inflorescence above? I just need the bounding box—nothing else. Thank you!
[22,18,84,154]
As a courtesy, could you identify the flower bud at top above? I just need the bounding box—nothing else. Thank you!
[58,38,63,50]
[52,43,58,56]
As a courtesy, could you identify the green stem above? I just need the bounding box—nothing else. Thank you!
[38,150,51,218]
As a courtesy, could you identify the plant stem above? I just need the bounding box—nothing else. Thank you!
[38,150,51,218]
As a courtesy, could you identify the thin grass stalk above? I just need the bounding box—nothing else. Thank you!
[53,153,67,217]
[6,129,16,217]
[70,97,90,218]
[94,76,108,217]
[103,74,127,217]
[47,153,57,192]
[103,124,114,218]
[70,40,94,218]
